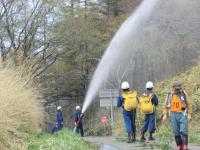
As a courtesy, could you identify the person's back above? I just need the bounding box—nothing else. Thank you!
[52,106,63,133]
[140,81,158,141]
[122,90,138,111]
[117,81,138,143]
[74,106,84,137]
[56,110,64,128]
[74,110,82,125]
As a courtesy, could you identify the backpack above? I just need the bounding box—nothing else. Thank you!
[122,91,138,111]
[140,95,154,114]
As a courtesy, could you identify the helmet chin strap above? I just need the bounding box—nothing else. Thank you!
[174,88,181,94]
[147,88,153,91]
[123,89,130,92]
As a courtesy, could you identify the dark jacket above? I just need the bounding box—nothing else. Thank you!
[151,94,159,106]
[117,96,123,108]
[74,111,83,125]
[56,111,64,126]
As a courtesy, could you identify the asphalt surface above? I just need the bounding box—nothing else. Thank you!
[84,136,200,150]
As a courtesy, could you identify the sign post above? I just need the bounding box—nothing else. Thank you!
[99,89,119,126]
[110,100,114,125]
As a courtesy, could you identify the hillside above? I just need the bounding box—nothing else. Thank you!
[154,65,200,149]
[156,65,200,122]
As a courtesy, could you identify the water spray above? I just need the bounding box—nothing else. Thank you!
[81,0,159,114]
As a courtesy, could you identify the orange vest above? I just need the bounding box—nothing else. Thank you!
[170,95,185,112]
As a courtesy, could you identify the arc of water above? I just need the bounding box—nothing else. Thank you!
[82,0,159,113]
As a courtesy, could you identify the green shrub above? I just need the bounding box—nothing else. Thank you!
[86,122,112,136]
[28,129,97,150]
[155,123,173,150]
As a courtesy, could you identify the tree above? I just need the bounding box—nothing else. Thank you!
[0,0,58,77]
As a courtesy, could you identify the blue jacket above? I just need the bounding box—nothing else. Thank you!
[117,96,123,107]
[56,111,63,126]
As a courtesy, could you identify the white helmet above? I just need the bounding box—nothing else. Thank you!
[76,105,81,110]
[146,81,154,89]
[121,81,130,90]
[57,106,62,110]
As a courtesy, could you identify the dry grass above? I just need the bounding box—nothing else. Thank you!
[0,66,44,150]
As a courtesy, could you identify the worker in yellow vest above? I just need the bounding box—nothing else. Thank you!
[163,81,190,150]
[117,81,138,143]
[140,81,159,141]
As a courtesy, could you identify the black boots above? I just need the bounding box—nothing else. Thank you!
[175,135,188,150]
[148,132,155,141]
[127,133,136,143]
[140,132,155,141]
[175,135,182,150]
[127,133,132,143]
[140,132,146,141]
[182,135,188,150]
[131,133,136,142]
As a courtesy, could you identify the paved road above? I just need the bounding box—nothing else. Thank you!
[85,136,160,150]
[84,136,200,150]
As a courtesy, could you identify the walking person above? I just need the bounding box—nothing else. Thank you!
[52,106,64,133]
[162,81,190,150]
[117,81,138,143]
[140,81,159,141]
[73,105,84,137]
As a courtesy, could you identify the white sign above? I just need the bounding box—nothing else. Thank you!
[99,89,119,98]
[100,98,117,107]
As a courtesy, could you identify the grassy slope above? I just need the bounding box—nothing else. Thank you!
[154,65,200,149]
[27,129,97,150]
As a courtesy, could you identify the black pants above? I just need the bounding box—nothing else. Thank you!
[76,124,84,137]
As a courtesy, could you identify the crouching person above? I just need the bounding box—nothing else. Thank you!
[117,81,138,143]
[140,81,158,141]
[74,105,84,137]
[163,81,190,150]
